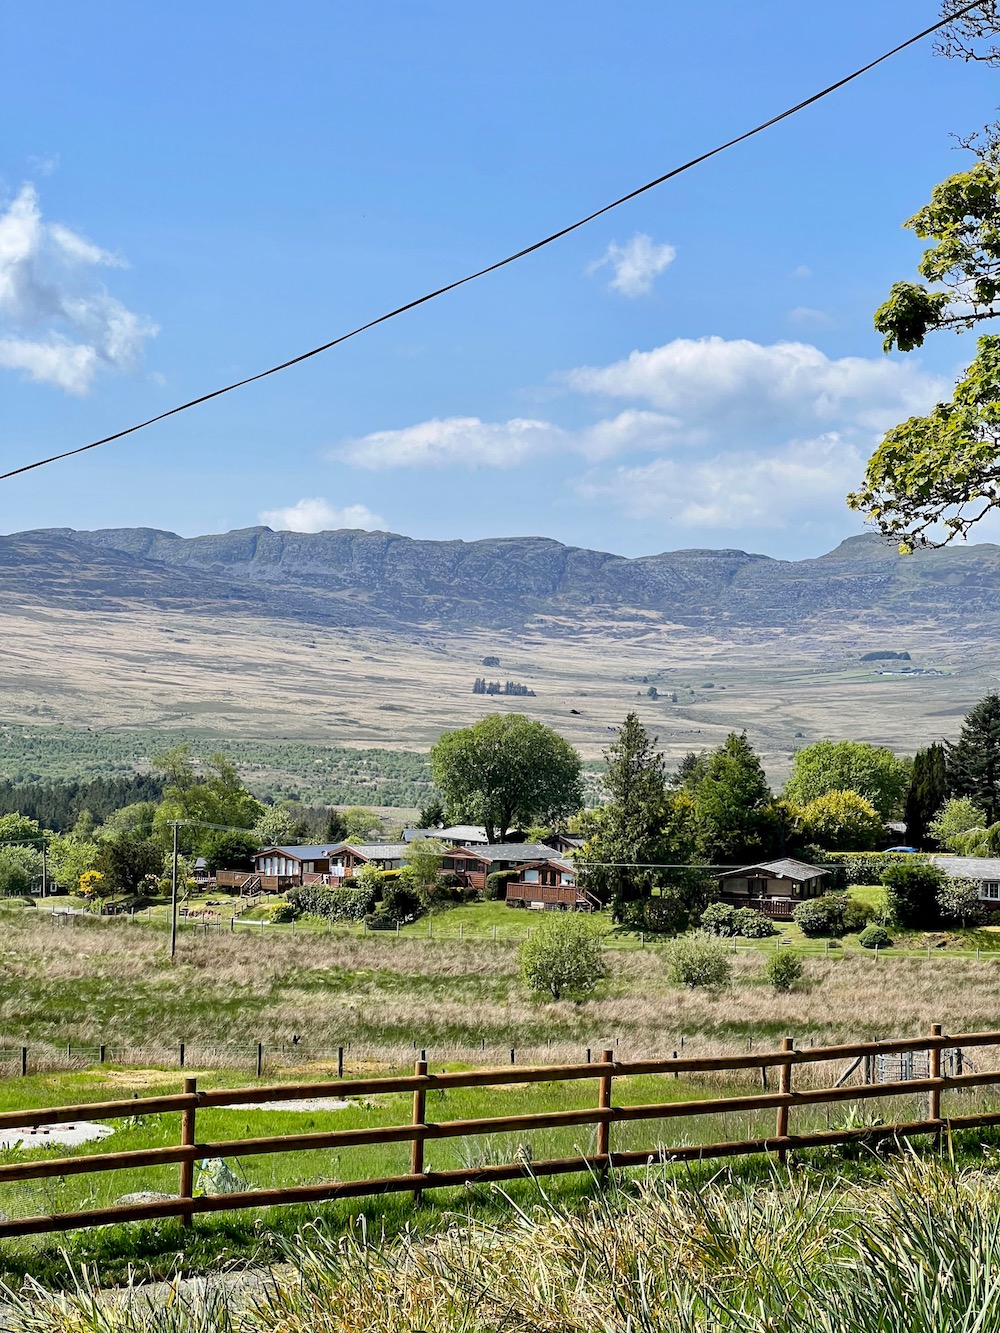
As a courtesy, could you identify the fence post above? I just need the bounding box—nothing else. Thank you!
[99,1045,106,1065]
[338,1045,344,1079]
[596,1049,614,1176]
[256,1042,263,1078]
[20,1047,26,1077]
[179,1076,197,1228]
[775,1036,794,1164]
[179,1043,185,1069]
[928,1022,943,1131]
[411,1057,428,1204]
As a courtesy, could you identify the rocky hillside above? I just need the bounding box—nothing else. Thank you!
[5,525,1000,635]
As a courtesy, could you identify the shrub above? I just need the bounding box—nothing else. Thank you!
[665,935,732,990]
[881,861,944,929]
[793,894,849,938]
[486,871,520,901]
[286,883,377,922]
[519,914,608,1000]
[700,902,738,936]
[937,877,987,928]
[618,890,693,936]
[265,900,298,924]
[733,907,777,938]
[763,952,804,991]
[859,924,892,949]
[842,898,876,933]
[366,880,424,929]
[820,851,919,886]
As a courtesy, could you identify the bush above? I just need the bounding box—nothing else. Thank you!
[286,883,377,922]
[763,952,804,991]
[486,871,520,901]
[0,845,41,897]
[881,861,944,929]
[665,935,732,990]
[733,907,777,938]
[519,914,608,1000]
[820,851,919,886]
[617,890,693,936]
[842,898,876,933]
[700,902,738,936]
[366,880,424,929]
[858,924,892,949]
[937,877,987,927]
[793,894,849,938]
[364,911,400,931]
[265,900,298,923]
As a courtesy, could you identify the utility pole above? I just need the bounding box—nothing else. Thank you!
[170,822,179,959]
[40,842,47,899]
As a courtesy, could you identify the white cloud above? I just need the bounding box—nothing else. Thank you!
[587,233,676,297]
[574,434,865,533]
[787,306,831,327]
[259,498,389,533]
[567,336,944,437]
[0,183,156,393]
[336,409,678,470]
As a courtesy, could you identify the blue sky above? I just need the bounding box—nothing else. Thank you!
[0,1,996,559]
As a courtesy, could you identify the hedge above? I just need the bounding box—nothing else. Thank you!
[819,852,923,887]
[286,883,377,922]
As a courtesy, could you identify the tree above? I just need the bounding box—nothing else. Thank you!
[340,808,383,841]
[202,830,259,874]
[693,732,780,864]
[929,795,989,850]
[152,745,265,851]
[577,713,671,909]
[324,808,348,843]
[784,741,910,821]
[0,813,45,848]
[48,835,99,892]
[937,877,987,927]
[881,861,945,930]
[94,835,164,897]
[403,839,447,897]
[0,845,41,896]
[431,714,582,843]
[905,744,949,847]
[253,806,302,847]
[101,802,158,839]
[518,913,607,1001]
[417,798,445,829]
[795,790,884,852]
[846,131,1000,547]
[948,694,1000,823]
[763,952,804,993]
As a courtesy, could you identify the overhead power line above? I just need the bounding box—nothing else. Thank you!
[0,1,983,485]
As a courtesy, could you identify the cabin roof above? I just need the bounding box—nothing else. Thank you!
[720,858,828,881]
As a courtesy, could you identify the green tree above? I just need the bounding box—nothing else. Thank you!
[881,860,945,930]
[905,743,949,848]
[518,913,607,1001]
[763,952,804,993]
[577,713,672,910]
[929,795,989,850]
[937,876,986,927]
[694,732,780,864]
[784,741,910,821]
[152,745,264,851]
[417,798,445,829]
[403,839,447,897]
[101,802,158,839]
[47,835,99,892]
[0,845,41,896]
[94,835,164,897]
[0,813,45,848]
[202,830,259,874]
[253,806,302,847]
[795,790,885,852]
[847,138,1000,548]
[431,714,582,843]
[324,808,348,843]
[948,694,1000,823]
[340,808,383,841]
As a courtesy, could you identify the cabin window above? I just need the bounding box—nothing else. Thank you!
[560,873,574,885]
[983,882,1000,899]
[524,869,540,883]
[747,878,768,896]
[442,858,454,870]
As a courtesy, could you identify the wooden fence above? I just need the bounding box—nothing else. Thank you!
[2,1025,1000,1239]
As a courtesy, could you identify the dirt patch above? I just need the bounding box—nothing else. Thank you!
[100,1069,212,1089]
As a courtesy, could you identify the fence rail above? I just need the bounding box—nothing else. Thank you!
[0,1025,998,1238]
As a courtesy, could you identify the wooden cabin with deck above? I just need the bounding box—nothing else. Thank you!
[505,856,599,911]
[716,858,830,920]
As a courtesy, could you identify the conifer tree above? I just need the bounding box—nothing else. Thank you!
[904,742,949,847]
[948,694,1000,824]
[694,732,780,865]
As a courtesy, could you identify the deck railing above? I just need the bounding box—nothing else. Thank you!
[0,1025,998,1238]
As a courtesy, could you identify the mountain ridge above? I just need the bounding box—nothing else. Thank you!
[5,525,1000,635]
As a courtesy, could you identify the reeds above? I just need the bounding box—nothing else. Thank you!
[8,1154,1000,1331]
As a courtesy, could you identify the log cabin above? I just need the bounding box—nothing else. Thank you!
[716,858,830,920]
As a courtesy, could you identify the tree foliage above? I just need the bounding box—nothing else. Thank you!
[0,845,40,896]
[905,743,949,848]
[881,860,945,930]
[519,913,607,1001]
[431,714,582,842]
[795,790,885,852]
[784,741,910,821]
[948,693,1000,824]
[664,935,732,990]
[152,745,265,852]
[937,876,987,927]
[929,795,989,850]
[693,732,780,864]
[847,144,1000,547]
[94,835,164,897]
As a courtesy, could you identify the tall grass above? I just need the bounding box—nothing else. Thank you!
[8,1154,1000,1331]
